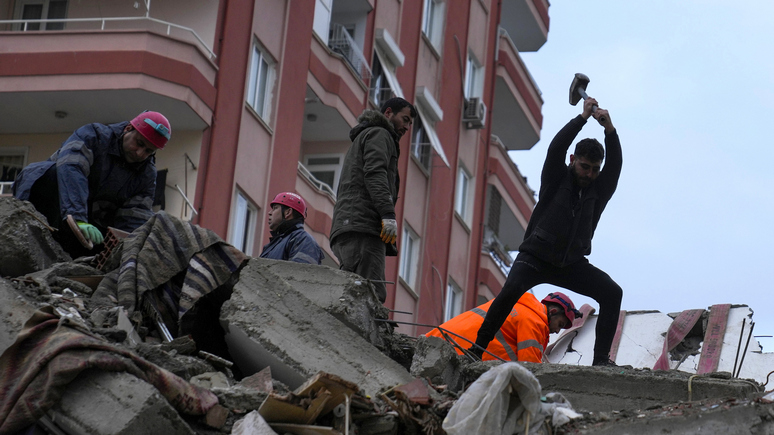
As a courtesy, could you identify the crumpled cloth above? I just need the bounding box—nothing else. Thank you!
[91,211,247,332]
[0,306,219,434]
[443,362,581,434]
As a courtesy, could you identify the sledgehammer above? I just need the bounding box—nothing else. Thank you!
[569,73,607,123]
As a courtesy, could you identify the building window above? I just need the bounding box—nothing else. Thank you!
[445,280,463,321]
[247,42,275,120]
[410,116,432,171]
[15,0,67,31]
[230,191,257,255]
[370,54,393,108]
[422,0,445,50]
[465,53,483,99]
[303,153,343,191]
[399,225,420,290]
[455,166,472,223]
[313,0,333,44]
[0,149,26,194]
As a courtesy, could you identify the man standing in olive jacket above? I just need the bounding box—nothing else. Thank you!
[472,97,623,366]
[330,98,416,303]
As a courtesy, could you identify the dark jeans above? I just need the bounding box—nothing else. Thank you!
[475,252,623,362]
[27,165,97,258]
[331,232,387,302]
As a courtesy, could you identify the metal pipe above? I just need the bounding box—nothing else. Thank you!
[732,318,746,378]
[175,184,198,216]
[735,322,755,378]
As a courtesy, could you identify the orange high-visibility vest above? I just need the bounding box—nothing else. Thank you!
[426,293,549,363]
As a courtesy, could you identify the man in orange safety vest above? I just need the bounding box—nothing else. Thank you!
[426,292,581,363]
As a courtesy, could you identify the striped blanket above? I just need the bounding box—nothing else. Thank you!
[0,306,219,433]
[91,212,248,335]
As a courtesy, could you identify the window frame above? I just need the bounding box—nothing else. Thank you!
[229,190,258,255]
[454,165,473,224]
[246,40,275,121]
[399,224,421,291]
[410,115,432,172]
[303,153,344,192]
[465,53,484,99]
[14,0,67,31]
[422,0,446,50]
[444,279,464,321]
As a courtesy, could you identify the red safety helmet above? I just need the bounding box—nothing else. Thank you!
[270,192,307,218]
[542,292,582,328]
[130,111,171,149]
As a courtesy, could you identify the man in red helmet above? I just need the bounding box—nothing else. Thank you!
[259,192,324,264]
[427,292,580,363]
[13,111,170,257]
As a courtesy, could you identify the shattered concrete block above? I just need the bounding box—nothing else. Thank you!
[47,369,195,435]
[221,260,413,397]
[410,336,465,392]
[191,371,231,389]
[526,363,764,413]
[0,278,38,355]
[255,258,391,349]
[0,197,71,277]
[231,410,279,435]
[212,385,269,412]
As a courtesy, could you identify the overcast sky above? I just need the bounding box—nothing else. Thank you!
[513,1,774,350]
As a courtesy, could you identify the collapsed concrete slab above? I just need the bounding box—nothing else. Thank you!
[0,278,38,355]
[221,259,413,397]
[47,369,195,435]
[0,197,70,277]
[255,258,390,348]
[410,336,466,392]
[523,363,763,413]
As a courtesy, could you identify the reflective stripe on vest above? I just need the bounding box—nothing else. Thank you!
[471,307,519,361]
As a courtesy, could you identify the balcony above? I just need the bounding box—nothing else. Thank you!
[0,3,218,135]
[492,29,543,151]
[500,0,549,52]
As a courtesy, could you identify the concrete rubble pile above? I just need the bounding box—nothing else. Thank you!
[1,196,773,435]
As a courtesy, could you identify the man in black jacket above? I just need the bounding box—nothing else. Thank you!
[472,97,623,366]
[329,98,415,303]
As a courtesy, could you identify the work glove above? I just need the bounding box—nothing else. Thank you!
[380,218,397,244]
[76,221,104,245]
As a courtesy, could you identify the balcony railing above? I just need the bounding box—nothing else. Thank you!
[482,226,514,276]
[0,16,216,61]
[298,161,336,200]
[328,23,371,81]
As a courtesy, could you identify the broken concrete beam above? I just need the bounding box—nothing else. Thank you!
[253,258,390,349]
[47,369,195,434]
[0,197,71,277]
[0,278,39,355]
[410,336,465,392]
[221,260,413,397]
[525,363,763,413]
[565,397,774,434]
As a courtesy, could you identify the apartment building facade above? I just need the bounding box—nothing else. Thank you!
[0,0,546,335]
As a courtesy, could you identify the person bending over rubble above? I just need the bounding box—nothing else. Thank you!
[329,97,416,303]
[471,97,623,367]
[260,192,324,264]
[13,111,170,258]
[428,292,580,363]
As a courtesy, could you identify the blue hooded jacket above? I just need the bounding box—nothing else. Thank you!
[13,122,156,232]
[260,221,324,264]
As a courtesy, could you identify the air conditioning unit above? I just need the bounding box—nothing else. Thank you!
[463,97,486,129]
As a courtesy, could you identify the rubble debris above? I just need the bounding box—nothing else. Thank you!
[221,259,413,396]
[528,362,764,413]
[231,410,278,435]
[410,336,466,392]
[47,370,196,435]
[0,197,71,277]
[0,278,38,355]
[257,258,393,350]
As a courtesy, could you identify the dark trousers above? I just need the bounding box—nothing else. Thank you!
[27,165,96,258]
[476,252,622,362]
[331,232,387,302]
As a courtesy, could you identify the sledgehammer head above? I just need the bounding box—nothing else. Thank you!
[569,73,591,106]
